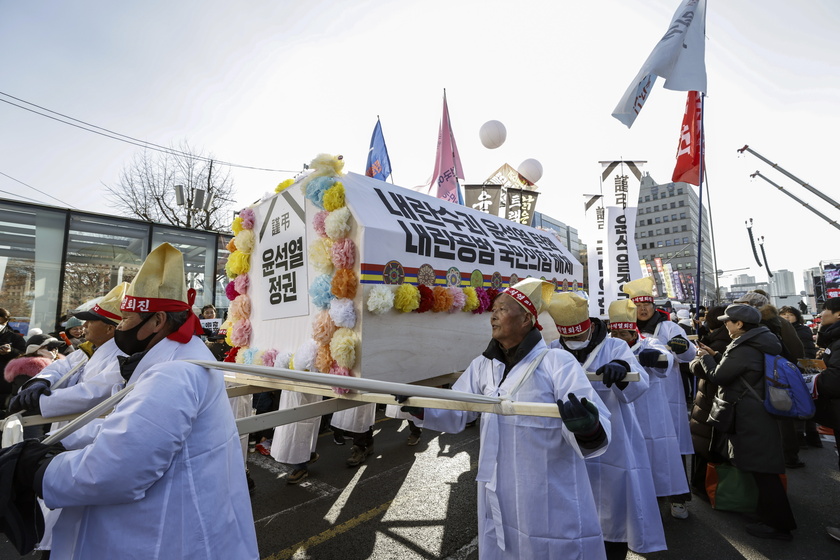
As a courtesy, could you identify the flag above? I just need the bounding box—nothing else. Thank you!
[672,91,703,185]
[612,0,707,128]
[365,118,391,181]
[428,92,464,204]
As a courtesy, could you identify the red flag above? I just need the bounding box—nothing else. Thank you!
[672,91,703,185]
[428,92,465,204]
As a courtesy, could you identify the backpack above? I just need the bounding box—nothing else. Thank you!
[742,354,816,419]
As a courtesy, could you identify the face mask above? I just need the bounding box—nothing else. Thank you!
[114,314,157,355]
[564,339,590,350]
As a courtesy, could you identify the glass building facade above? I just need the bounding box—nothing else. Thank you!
[0,198,231,336]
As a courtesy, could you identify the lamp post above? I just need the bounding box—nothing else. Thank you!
[173,184,214,229]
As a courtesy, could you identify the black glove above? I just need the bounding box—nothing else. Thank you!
[9,379,51,414]
[638,348,664,367]
[557,393,599,434]
[394,395,424,419]
[596,361,628,388]
[13,439,65,496]
[667,336,690,354]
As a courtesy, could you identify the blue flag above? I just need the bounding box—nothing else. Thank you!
[365,119,391,181]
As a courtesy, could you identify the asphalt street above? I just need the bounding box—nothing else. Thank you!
[3,409,839,559]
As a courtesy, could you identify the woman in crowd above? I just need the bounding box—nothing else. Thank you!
[694,304,796,541]
[779,305,817,359]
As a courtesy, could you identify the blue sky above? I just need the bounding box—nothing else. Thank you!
[2,0,838,292]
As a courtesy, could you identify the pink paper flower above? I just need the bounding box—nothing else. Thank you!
[313,210,329,238]
[234,273,250,295]
[262,348,278,368]
[230,319,252,347]
[330,238,356,269]
[239,207,256,230]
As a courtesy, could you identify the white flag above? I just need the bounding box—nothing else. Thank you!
[612,0,707,128]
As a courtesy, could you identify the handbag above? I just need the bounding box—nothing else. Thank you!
[706,462,758,513]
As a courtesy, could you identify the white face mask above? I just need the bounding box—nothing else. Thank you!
[564,339,589,350]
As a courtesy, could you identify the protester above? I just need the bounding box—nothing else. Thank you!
[779,305,817,359]
[608,299,689,504]
[407,279,611,560]
[0,307,27,410]
[549,292,664,560]
[13,242,258,559]
[687,305,729,498]
[813,297,840,472]
[694,304,796,541]
[623,277,696,519]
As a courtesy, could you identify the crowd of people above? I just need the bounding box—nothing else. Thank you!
[2,265,840,558]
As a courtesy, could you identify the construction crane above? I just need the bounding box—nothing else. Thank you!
[749,170,840,231]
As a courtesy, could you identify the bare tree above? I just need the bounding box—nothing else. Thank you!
[106,141,236,231]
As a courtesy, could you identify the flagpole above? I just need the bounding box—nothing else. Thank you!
[693,92,706,328]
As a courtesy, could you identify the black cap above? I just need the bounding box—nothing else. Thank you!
[718,304,761,324]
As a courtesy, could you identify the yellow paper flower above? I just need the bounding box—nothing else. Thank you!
[323,182,346,212]
[234,229,255,255]
[308,238,335,274]
[227,250,251,277]
[330,327,357,369]
[231,216,244,235]
[235,346,247,364]
[275,178,295,193]
[394,283,420,313]
[462,287,479,312]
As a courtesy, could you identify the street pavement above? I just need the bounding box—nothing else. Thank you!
[3,409,839,559]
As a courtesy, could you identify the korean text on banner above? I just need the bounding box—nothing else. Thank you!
[602,168,643,308]
[672,91,703,185]
[429,93,465,204]
[255,188,310,320]
[612,0,707,128]
[584,195,606,318]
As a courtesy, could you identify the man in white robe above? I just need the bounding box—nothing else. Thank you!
[411,279,611,560]
[14,243,258,560]
[624,277,696,519]
[549,292,665,560]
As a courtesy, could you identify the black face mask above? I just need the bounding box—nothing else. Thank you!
[114,314,157,356]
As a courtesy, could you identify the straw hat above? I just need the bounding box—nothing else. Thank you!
[120,243,202,342]
[503,278,555,331]
[608,299,638,331]
[622,277,655,304]
[548,292,591,336]
[74,282,128,326]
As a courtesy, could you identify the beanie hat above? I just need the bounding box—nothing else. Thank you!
[120,243,203,343]
[25,334,59,355]
[548,292,591,336]
[608,299,638,331]
[733,291,769,308]
[503,278,555,331]
[64,317,84,329]
[74,283,128,326]
[622,277,655,304]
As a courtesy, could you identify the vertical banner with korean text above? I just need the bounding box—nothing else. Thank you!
[505,188,539,226]
[584,195,606,317]
[463,184,502,216]
[601,161,643,309]
[255,188,309,320]
[662,262,677,299]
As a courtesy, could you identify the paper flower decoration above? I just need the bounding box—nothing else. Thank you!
[305,176,337,209]
[486,288,500,304]
[313,210,329,238]
[312,310,337,345]
[432,286,454,313]
[239,208,256,230]
[275,351,293,370]
[311,274,336,309]
[329,362,351,395]
[242,347,258,365]
[231,216,244,235]
[229,295,251,321]
[234,273,250,295]
[473,287,491,314]
[309,238,335,274]
[448,287,466,312]
[295,339,319,371]
[331,269,357,299]
[234,229,255,254]
[417,285,434,313]
[226,238,237,253]
[223,346,239,363]
[323,182,345,212]
[330,238,355,269]
[275,178,294,193]
[226,251,250,278]
[225,281,240,301]
[235,347,247,364]
[230,319,252,347]
[310,153,345,176]
[315,344,333,373]
[394,284,420,313]
[367,285,394,314]
[330,327,357,369]
[262,348,278,368]
[330,298,356,328]
[462,287,479,312]
[325,206,351,240]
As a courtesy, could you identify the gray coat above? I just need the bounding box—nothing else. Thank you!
[698,325,785,474]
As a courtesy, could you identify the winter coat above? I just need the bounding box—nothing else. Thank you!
[696,325,785,474]
[0,325,26,395]
[814,322,840,430]
[689,325,731,460]
[793,323,817,359]
[4,355,61,393]
[760,304,804,362]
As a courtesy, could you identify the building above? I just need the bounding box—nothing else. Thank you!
[803,266,822,313]
[532,211,582,259]
[0,198,231,336]
[768,269,800,308]
[725,274,769,303]
[634,173,714,304]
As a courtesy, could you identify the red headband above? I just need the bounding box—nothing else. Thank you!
[91,303,122,322]
[631,295,654,304]
[556,318,591,336]
[504,287,543,331]
[608,321,638,331]
[120,289,203,343]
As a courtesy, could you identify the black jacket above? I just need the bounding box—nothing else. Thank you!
[0,325,26,397]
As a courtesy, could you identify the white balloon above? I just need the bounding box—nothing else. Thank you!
[479,120,506,149]
[518,159,543,184]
